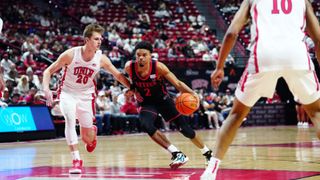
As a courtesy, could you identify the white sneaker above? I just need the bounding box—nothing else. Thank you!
[200,157,220,180]
[169,151,189,169]
[303,122,309,128]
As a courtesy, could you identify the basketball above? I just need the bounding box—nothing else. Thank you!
[175,93,199,116]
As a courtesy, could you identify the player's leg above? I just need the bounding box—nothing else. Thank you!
[159,98,212,166]
[140,106,170,148]
[302,99,320,136]
[77,97,97,153]
[284,70,320,137]
[201,71,279,179]
[59,93,82,174]
[140,105,186,169]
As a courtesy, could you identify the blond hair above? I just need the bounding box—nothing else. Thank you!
[83,23,105,38]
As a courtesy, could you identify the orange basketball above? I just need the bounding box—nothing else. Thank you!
[175,93,199,116]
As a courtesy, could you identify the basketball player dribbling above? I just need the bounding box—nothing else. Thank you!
[201,0,320,179]
[124,41,212,169]
[43,24,130,174]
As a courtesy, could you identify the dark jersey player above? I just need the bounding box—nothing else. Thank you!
[124,41,212,169]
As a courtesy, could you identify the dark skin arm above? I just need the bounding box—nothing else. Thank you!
[305,0,320,62]
[211,0,250,90]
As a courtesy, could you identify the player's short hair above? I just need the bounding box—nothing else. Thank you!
[134,41,153,54]
[83,23,105,38]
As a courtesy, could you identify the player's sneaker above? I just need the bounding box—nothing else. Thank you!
[203,150,213,165]
[169,151,189,169]
[200,157,220,180]
[69,159,83,174]
[86,125,97,153]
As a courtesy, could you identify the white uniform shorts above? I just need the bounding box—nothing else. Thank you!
[236,70,320,107]
[59,91,96,128]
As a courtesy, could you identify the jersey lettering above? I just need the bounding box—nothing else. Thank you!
[272,0,292,14]
[74,66,94,84]
[144,88,151,96]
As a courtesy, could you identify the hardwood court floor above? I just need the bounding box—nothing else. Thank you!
[0,126,320,179]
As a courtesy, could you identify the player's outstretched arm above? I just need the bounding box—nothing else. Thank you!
[101,55,130,88]
[211,0,250,90]
[305,0,320,61]
[42,49,73,106]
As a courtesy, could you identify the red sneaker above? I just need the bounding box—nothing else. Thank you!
[69,159,83,174]
[86,125,97,153]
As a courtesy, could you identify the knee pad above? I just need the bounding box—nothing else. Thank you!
[179,124,196,139]
[174,116,195,139]
[140,121,157,136]
[139,111,158,136]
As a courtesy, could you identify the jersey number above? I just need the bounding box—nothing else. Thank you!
[144,88,151,96]
[272,0,292,14]
[76,75,89,84]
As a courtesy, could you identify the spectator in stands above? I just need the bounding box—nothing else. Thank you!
[109,80,121,98]
[26,67,40,90]
[120,89,139,133]
[33,91,46,105]
[112,0,122,5]
[154,38,166,49]
[17,75,29,95]
[108,29,121,46]
[80,13,97,25]
[24,87,37,105]
[175,3,185,14]
[110,95,126,135]
[51,41,64,54]
[40,15,51,27]
[123,38,135,54]
[154,1,171,18]
[5,79,16,94]
[10,93,22,105]
[22,51,37,69]
[137,11,151,30]
[1,53,15,77]
[197,14,206,27]
[1,87,10,104]
[167,43,179,58]
[203,93,219,129]
[21,36,37,53]
[202,50,212,61]
[6,65,19,83]
[120,90,138,115]
[39,43,53,58]
[108,46,122,68]
[96,91,112,135]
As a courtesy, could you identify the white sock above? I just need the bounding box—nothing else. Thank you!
[167,145,179,153]
[71,150,80,160]
[200,145,210,154]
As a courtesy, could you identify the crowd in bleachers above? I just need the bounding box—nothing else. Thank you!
[0,0,228,108]
[3,0,318,135]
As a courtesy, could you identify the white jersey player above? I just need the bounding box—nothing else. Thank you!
[43,24,130,174]
[201,0,320,179]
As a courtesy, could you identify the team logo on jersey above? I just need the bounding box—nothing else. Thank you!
[150,74,156,79]
[92,63,97,67]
